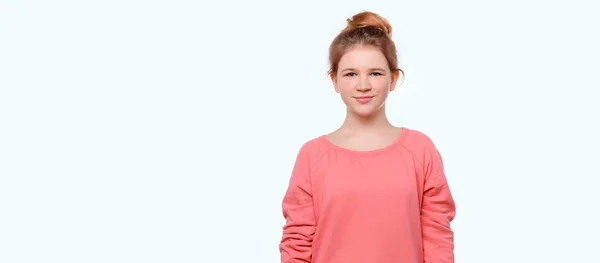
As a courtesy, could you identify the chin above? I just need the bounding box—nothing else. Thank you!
[349,101,387,116]
[349,107,378,117]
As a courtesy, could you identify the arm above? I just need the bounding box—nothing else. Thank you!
[422,148,456,263]
[279,147,315,263]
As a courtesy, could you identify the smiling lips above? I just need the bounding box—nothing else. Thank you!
[354,96,375,104]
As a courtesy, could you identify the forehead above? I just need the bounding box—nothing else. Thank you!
[338,46,388,69]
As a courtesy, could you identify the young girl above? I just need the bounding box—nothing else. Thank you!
[278,11,456,263]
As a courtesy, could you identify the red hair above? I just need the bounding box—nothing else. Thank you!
[328,11,403,77]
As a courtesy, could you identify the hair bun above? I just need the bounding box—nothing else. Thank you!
[343,11,392,38]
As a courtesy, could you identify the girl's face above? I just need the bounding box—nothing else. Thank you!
[331,45,400,117]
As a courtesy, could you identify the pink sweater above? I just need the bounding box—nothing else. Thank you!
[279,127,456,263]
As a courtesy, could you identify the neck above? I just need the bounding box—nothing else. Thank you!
[340,106,393,133]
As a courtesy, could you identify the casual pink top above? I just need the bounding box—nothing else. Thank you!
[279,127,456,263]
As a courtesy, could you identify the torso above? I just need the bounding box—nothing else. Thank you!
[308,127,424,263]
[280,127,454,263]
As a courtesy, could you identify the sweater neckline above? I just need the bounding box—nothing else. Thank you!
[319,127,409,156]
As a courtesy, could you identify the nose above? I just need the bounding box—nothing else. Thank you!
[356,76,372,92]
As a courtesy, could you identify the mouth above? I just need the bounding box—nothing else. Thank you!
[354,96,375,103]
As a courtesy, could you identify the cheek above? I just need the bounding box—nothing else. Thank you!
[337,78,356,93]
[373,78,391,91]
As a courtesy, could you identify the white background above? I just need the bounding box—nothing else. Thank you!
[1,0,599,262]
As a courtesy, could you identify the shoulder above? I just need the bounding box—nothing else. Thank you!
[399,127,442,162]
[295,136,331,162]
[401,127,437,147]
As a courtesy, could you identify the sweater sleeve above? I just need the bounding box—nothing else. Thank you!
[421,146,456,263]
[279,146,316,263]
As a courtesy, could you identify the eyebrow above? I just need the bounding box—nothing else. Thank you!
[341,68,387,72]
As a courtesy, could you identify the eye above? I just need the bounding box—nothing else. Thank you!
[371,72,384,76]
[344,72,356,77]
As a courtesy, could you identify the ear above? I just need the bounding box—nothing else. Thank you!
[389,69,404,92]
[330,73,340,93]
